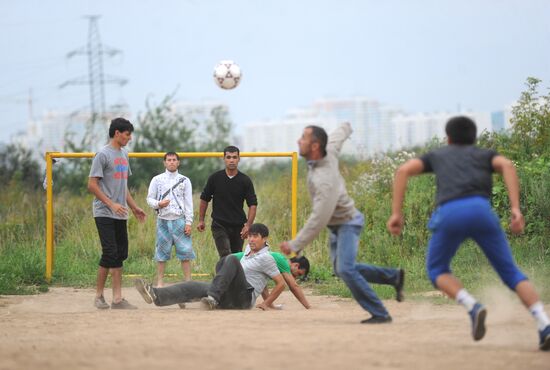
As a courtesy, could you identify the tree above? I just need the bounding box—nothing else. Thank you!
[0,143,42,190]
[509,77,550,161]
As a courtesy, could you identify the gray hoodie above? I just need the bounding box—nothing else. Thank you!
[289,122,357,253]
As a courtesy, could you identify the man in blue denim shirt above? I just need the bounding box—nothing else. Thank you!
[280,122,404,324]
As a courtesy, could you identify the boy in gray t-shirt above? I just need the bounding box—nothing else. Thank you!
[88,118,146,310]
[134,223,285,311]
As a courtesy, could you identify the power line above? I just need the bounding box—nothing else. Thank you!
[59,15,128,144]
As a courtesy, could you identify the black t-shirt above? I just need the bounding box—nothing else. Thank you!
[200,170,258,226]
[420,145,498,206]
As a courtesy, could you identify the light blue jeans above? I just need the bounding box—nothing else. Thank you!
[329,211,398,318]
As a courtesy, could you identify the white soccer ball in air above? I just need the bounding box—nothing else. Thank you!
[213,60,242,90]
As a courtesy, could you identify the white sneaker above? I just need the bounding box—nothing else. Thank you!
[201,296,218,310]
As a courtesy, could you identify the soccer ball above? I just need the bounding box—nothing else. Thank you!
[213,60,242,90]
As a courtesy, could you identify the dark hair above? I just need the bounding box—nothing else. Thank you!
[290,255,310,280]
[223,145,240,156]
[306,125,328,157]
[248,223,269,237]
[164,151,180,161]
[109,117,134,138]
[445,116,477,145]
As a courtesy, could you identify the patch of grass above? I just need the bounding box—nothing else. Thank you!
[1,158,549,304]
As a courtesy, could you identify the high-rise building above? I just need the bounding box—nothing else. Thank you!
[242,97,403,160]
[392,111,492,150]
[15,105,131,164]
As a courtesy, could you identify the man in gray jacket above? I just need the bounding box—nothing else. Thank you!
[280,122,404,323]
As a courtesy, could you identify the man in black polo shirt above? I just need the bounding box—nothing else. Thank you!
[197,145,258,257]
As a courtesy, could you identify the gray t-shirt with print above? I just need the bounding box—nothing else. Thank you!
[241,245,280,305]
[89,145,132,219]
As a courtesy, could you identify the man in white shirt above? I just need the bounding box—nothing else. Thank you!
[147,152,195,286]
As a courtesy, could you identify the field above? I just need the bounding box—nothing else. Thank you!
[3,86,550,369]
[1,286,548,370]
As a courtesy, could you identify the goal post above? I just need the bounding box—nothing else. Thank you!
[44,151,299,282]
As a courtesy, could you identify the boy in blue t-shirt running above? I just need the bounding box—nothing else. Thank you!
[387,116,550,351]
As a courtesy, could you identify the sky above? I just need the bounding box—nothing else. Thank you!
[1,0,550,143]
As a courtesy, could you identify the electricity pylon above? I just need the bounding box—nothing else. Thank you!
[60,15,128,148]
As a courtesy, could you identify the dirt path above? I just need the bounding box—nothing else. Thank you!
[0,286,547,370]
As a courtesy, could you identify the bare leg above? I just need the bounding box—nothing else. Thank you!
[96,266,109,298]
[157,261,166,287]
[181,260,191,281]
[516,280,540,307]
[435,273,464,299]
[111,267,122,303]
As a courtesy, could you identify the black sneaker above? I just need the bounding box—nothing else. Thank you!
[539,325,550,351]
[361,315,392,324]
[395,269,405,302]
[468,303,487,341]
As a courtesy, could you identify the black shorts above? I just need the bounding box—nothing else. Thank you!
[94,217,128,268]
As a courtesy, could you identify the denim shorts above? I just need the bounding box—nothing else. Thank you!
[155,218,196,261]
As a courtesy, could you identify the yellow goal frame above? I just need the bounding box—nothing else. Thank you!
[44,151,299,282]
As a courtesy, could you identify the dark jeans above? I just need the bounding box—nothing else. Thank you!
[211,219,245,257]
[153,281,211,306]
[152,255,253,309]
[208,255,254,309]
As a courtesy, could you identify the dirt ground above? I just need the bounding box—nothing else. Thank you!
[0,286,548,370]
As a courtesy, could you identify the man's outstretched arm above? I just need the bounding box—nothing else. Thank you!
[282,272,310,309]
[257,274,285,310]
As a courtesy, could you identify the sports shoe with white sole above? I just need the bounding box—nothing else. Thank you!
[134,278,156,304]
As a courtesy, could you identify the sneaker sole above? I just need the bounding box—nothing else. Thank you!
[473,307,487,341]
[541,334,550,351]
[134,279,153,304]
[361,317,393,324]
[396,269,405,302]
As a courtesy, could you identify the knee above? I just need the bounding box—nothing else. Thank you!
[503,272,528,291]
[427,265,449,287]
[335,264,356,282]
[219,254,238,267]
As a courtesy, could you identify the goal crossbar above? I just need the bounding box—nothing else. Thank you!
[44,151,299,282]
